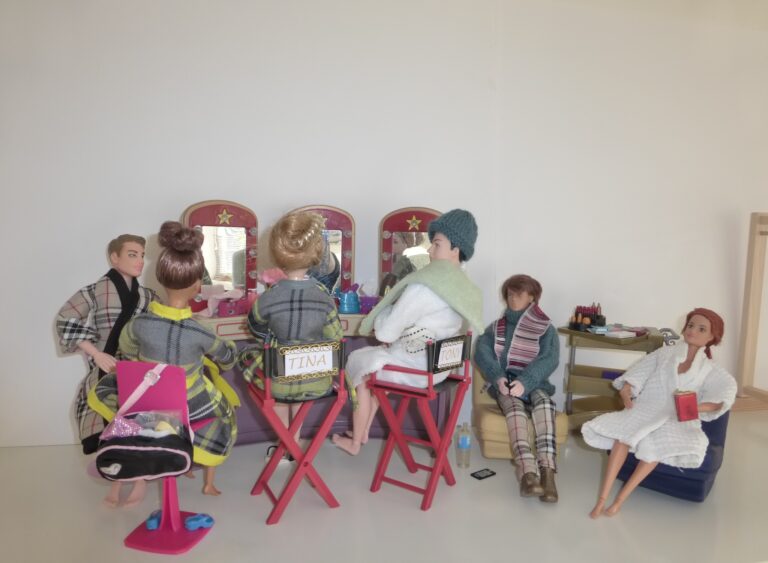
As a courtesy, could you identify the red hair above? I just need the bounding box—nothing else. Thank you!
[684,308,724,359]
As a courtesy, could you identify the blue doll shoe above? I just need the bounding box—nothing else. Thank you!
[184,513,214,531]
[145,510,162,531]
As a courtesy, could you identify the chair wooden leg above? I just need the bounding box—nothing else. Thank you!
[371,391,421,493]
[252,395,346,525]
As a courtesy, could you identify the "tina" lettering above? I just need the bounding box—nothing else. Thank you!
[287,353,328,371]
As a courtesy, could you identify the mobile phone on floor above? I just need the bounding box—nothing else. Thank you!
[471,468,496,480]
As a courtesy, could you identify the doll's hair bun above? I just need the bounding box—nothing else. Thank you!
[158,221,204,253]
[156,221,206,290]
[270,212,325,271]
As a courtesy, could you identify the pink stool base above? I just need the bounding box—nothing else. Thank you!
[124,510,212,554]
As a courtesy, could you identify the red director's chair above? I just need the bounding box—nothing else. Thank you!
[247,340,347,524]
[368,333,472,511]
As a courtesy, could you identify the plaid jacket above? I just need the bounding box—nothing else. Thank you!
[89,302,238,467]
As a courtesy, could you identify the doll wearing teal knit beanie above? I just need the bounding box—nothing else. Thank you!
[333,209,482,456]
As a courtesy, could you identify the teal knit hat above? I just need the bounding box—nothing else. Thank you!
[428,209,478,261]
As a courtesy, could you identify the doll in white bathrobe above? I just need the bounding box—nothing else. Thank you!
[582,307,736,518]
[331,209,483,455]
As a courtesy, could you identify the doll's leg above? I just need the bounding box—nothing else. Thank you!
[332,376,372,455]
[529,391,558,502]
[590,441,630,519]
[604,460,658,516]
[361,392,379,443]
[498,395,537,477]
[530,390,557,472]
[498,394,543,496]
[123,479,147,507]
[103,481,122,508]
[290,403,302,443]
[202,466,221,496]
[272,403,301,444]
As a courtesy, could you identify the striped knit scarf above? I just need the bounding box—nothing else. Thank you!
[494,304,550,370]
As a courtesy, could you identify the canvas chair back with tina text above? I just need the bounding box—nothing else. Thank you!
[368,333,472,511]
[247,339,347,525]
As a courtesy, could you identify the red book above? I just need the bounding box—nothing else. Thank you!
[674,391,699,422]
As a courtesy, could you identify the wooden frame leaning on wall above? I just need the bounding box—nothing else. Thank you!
[736,212,768,402]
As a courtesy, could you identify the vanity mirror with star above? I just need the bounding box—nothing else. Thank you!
[180,200,258,338]
[378,207,440,296]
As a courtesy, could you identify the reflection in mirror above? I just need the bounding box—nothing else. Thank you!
[181,200,258,297]
[310,229,342,294]
[200,226,247,289]
[390,231,430,280]
[290,205,355,292]
[379,207,440,296]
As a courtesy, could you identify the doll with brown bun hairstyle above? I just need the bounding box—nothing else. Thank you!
[239,211,344,463]
[581,308,737,518]
[89,221,238,500]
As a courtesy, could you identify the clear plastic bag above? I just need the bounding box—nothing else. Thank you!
[100,410,183,440]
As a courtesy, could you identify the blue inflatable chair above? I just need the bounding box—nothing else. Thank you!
[616,412,730,502]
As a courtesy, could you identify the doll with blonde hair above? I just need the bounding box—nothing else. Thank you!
[240,211,344,462]
[90,221,238,498]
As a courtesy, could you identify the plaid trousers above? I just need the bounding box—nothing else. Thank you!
[497,388,557,478]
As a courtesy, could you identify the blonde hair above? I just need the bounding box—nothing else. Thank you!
[156,221,205,289]
[270,212,325,271]
[107,234,146,257]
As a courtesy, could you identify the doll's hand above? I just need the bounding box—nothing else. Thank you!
[619,383,634,409]
[92,351,117,373]
[496,378,510,396]
[508,380,525,398]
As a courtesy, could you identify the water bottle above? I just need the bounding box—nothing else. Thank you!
[456,422,471,468]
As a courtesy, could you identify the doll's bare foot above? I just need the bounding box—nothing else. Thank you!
[331,434,361,455]
[103,482,122,508]
[123,480,147,507]
[589,498,607,519]
[604,501,622,517]
[202,483,222,496]
[341,430,368,444]
[183,470,196,479]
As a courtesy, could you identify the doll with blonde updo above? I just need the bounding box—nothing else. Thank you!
[239,211,344,463]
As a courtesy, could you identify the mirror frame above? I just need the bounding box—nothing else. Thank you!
[290,205,355,292]
[181,200,258,292]
[379,207,440,284]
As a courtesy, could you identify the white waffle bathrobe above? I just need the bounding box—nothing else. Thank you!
[581,345,736,468]
[346,284,463,389]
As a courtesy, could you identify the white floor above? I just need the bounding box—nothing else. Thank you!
[2,411,767,563]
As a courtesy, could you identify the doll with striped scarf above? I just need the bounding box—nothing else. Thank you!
[474,274,560,502]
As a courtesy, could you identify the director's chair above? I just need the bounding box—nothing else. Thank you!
[368,333,471,511]
[247,340,347,525]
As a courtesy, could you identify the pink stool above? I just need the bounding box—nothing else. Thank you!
[115,361,213,555]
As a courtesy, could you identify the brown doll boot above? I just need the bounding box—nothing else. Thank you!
[539,467,558,503]
[520,472,544,497]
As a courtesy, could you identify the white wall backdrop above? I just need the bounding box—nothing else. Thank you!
[1,0,766,446]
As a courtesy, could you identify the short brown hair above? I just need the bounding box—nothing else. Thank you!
[501,274,543,303]
[156,221,205,289]
[107,234,146,257]
[270,212,325,271]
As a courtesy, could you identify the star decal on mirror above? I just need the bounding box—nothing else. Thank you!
[217,209,234,225]
[406,215,422,230]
